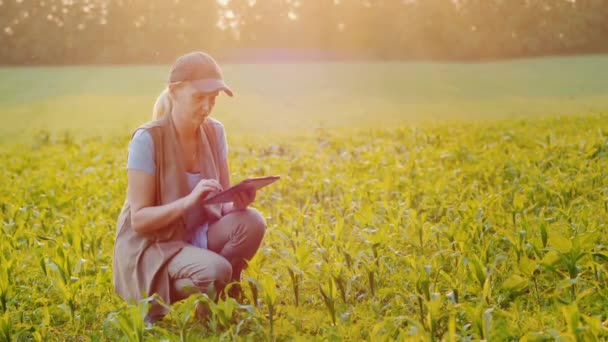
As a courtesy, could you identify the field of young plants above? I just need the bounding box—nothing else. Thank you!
[1,112,607,340]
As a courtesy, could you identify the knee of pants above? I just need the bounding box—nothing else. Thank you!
[191,257,232,287]
[242,208,267,240]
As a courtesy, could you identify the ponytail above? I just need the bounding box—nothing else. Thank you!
[152,88,172,120]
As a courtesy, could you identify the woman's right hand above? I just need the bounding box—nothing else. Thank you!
[184,179,223,210]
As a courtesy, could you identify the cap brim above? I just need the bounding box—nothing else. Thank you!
[191,79,234,97]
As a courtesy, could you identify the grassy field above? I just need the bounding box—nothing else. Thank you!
[1,55,608,143]
[0,57,607,340]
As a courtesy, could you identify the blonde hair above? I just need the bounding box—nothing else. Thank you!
[152,88,172,120]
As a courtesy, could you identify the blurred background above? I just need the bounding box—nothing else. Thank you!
[1,0,607,142]
[2,0,608,64]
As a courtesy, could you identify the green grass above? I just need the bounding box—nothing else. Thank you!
[1,114,607,340]
[1,55,608,143]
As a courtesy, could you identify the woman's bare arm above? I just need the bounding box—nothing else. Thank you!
[128,169,223,234]
[128,169,189,234]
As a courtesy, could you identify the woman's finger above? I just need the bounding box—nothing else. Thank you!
[201,179,221,190]
[208,180,222,191]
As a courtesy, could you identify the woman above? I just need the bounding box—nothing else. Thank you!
[112,51,266,322]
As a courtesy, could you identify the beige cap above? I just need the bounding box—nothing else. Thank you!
[168,51,234,97]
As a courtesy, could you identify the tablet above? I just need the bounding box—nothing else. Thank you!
[201,175,281,205]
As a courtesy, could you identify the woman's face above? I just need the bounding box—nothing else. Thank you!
[170,82,219,127]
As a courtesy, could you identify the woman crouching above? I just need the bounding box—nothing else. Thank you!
[112,51,265,323]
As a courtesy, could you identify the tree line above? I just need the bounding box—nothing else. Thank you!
[1,0,607,65]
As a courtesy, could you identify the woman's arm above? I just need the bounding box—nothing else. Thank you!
[128,169,222,234]
[126,130,189,234]
[128,169,189,234]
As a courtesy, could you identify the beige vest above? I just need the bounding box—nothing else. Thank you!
[112,113,222,316]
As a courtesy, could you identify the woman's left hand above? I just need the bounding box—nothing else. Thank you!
[233,188,256,211]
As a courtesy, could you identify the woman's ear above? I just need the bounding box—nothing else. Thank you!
[167,82,183,100]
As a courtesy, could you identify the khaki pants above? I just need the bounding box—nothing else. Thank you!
[167,208,266,301]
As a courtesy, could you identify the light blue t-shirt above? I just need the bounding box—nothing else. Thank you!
[126,118,228,249]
